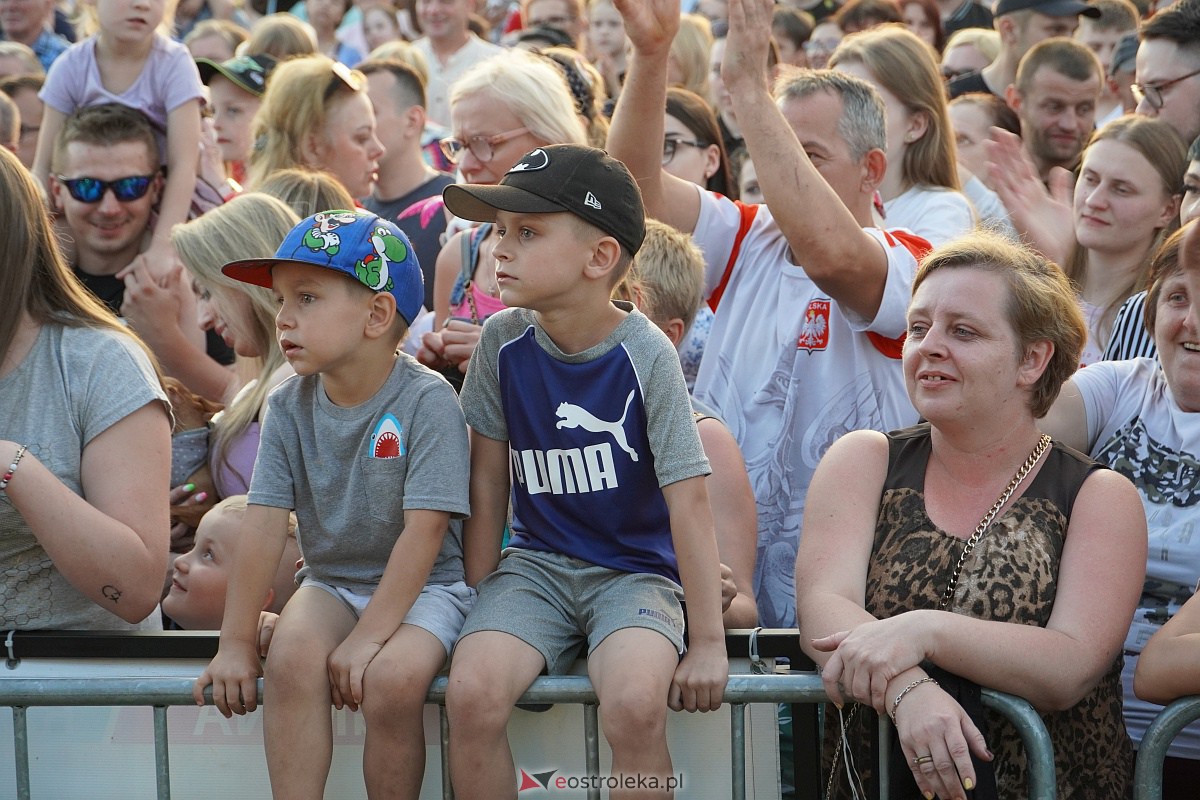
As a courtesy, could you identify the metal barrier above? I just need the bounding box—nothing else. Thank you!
[0,631,1057,800]
[1134,696,1200,800]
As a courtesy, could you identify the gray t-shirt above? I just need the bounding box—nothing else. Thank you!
[249,353,470,592]
[0,323,167,630]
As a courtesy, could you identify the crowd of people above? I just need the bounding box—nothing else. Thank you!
[6,0,1200,796]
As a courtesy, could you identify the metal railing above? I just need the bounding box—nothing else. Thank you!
[1133,696,1200,800]
[0,631,1057,800]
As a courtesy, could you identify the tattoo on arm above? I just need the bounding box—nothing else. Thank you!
[101,585,122,604]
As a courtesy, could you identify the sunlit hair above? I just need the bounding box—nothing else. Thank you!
[243,13,319,60]
[773,67,886,161]
[831,24,959,191]
[666,86,732,198]
[51,102,161,173]
[0,42,42,76]
[246,55,368,190]
[942,27,999,62]
[911,231,1085,418]
[0,93,16,149]
[184,19,250,57]
[670,13,715,100]
[256,167,356,219]
[0,146,160,374]
[450,48,587,147]
[631,219,706,334]
[171,193,299,485]
[1014,37,1103,94]
[1065,115,1186,337]
[1144,222,1194,334]
[365,40,431,84]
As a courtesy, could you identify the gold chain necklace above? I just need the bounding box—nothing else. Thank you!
[824,433,1051,798]
[939,434,1052,610]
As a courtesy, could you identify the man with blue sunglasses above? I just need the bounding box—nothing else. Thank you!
[49,103,236,401]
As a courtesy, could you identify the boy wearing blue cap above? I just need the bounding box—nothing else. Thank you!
[442,144,728,799]
[193,210,473,800]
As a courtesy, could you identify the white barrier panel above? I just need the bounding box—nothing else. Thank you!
[0,656,781,799]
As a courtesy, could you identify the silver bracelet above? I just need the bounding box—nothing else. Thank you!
[0,444,29,492]
[889,676,939,725]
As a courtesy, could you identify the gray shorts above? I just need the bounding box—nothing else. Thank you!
[456,549,685,674]
[300,577,476,655]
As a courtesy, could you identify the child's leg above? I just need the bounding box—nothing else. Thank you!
[446,630,546,800]
[262,586,357,800]
[589,628,682,800]
[360,623,447,800]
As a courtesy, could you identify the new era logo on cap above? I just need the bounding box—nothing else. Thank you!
[442,144,646,256]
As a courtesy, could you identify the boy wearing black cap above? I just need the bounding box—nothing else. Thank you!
[193,210,474,800]
[442,143,728,799]
[195,53,276,190]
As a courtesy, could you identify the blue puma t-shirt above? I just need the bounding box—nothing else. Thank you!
[461,303,711,583]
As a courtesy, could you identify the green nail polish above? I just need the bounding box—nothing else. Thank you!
[183,483,195,492]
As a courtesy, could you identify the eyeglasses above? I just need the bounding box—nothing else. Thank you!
[323,60,363,101]
[662,137,707,166]
[438,127,531,164]
[1133,66,1200,110]
[54,174,157,203]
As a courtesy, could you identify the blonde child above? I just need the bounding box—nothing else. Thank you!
[33,0,203,282]
[163,495,301,630]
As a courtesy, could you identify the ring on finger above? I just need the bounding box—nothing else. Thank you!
[912,754,934,766]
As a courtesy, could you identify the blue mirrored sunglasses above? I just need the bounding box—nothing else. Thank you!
[55,174,156,203]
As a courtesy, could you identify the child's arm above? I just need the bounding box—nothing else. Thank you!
[31,106,68,190]
[1135,589,1200,705]
[125,99,201,280]
[328,507,451,710]
[192,503,291,717]
[697,418,759,629]
[663,475,729,712]
[463,429,511,586]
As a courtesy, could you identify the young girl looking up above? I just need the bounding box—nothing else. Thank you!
[33,0,203,282]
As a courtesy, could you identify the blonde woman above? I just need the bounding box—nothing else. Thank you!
[247,54,384,199]
[172,193,300,498]
[669,12,714,100]
[830,24,975,246]
[417,50,587,381]
[256,166,357,219]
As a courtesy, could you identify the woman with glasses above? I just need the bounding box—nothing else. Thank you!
[830,24,976,248]
[246,55,384,201]
[0,145,171,631]
[417,49,587,384]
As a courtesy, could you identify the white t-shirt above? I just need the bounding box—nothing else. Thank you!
[413,34,504,128]
[690,186,923,628]
[883,184,976,248]
[961,176,1018,241]
[1072,357,1200,758]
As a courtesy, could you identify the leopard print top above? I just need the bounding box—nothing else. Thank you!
[823,424,1133,800]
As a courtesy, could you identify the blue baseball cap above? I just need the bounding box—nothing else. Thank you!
[222,209,424,326]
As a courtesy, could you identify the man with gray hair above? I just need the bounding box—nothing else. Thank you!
[608,0,926,630]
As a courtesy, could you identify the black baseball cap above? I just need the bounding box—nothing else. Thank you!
[196,54,278,97]
[442,144,646,256]
[993,0,1100,16]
